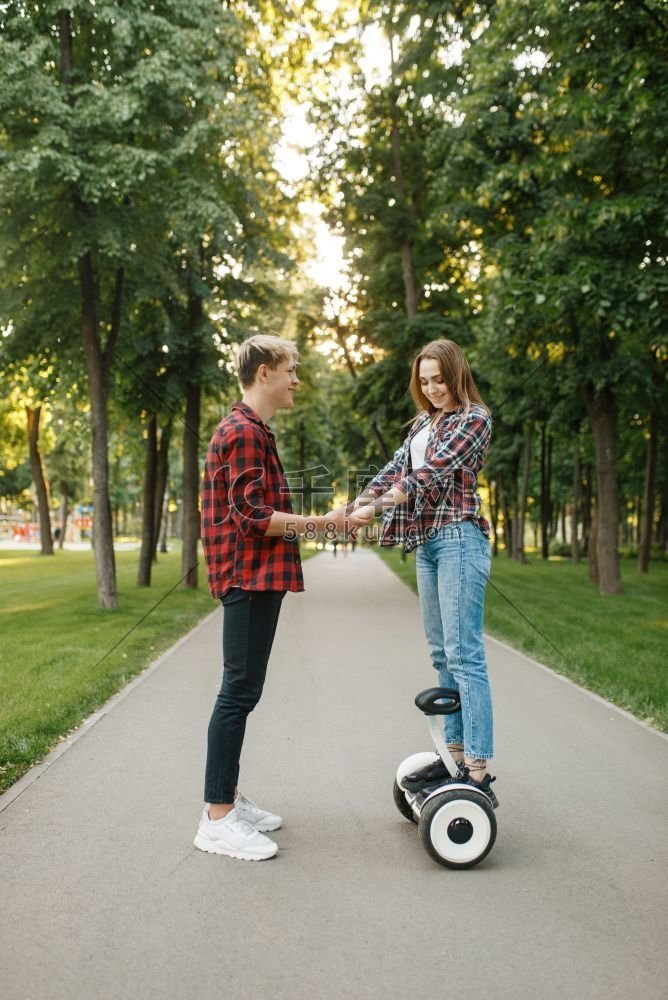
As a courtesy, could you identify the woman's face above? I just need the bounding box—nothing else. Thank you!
[418,357,456,412]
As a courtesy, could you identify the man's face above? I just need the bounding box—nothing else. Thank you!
[265,359,300,409]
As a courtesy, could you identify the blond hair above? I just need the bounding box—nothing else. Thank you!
[235,335,299,388]
[408,339,489,415]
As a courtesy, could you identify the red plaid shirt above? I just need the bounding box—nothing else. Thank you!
[201,402,304,598]
[365,404,492,553]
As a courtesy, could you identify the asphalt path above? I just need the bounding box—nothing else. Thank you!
[1,548,667,1000]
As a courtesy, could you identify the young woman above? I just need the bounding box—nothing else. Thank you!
[350,339,497,801]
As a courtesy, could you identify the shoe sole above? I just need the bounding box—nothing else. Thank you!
[401,771,450,793]
[193,834,278,861]
[401,780,445,793]
[254,820,282,832]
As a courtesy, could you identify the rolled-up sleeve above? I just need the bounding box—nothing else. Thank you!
[364,440,408,496]
[397,409,492,498]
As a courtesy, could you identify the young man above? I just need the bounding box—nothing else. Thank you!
[195,335,345,861]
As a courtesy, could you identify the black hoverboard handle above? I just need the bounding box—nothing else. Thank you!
[415,687,461,716]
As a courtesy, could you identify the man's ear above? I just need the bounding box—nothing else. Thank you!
[256,363,269,384]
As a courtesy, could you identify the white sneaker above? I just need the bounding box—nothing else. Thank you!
[234,791,283,832]
[194,808,278,861]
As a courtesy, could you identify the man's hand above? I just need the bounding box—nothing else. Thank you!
[319,507,348,532]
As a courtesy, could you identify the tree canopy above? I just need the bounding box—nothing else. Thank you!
[1,0,666,603]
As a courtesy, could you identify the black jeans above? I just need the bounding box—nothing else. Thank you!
[204,589,285,804]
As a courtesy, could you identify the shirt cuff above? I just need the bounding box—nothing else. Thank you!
[235,508,274,538]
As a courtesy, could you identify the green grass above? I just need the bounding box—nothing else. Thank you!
[374,547,668,733]
[0,544,316,792]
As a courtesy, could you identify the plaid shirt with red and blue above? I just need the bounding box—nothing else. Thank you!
[201,402,304,599]
[365,404,492,553]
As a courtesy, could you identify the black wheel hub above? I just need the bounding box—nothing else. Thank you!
[447,817,474,845]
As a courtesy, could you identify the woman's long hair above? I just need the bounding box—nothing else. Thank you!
[408,339,490,416]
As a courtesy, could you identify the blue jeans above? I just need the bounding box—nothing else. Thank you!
[415,520,493,759]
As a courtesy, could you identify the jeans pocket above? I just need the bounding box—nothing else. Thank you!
[472,526,491,575]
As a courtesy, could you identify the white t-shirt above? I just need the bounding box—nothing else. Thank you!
[410,422,431,470]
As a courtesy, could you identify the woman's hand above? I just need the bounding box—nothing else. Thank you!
[349,504,376,527]
[348,486,407,528]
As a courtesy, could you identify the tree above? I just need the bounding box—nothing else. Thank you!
[1,0,300,604]
[309,3,485,460]
[46,401,90,549]
[0,366,62,555]
[430,0,667,590]
[25,403,53,554]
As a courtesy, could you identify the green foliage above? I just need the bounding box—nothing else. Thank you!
[0,0,312,553]
[0,459,32,501]
[305,1,667,561]
[455,0,667,378]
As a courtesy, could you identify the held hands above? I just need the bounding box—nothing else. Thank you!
[316,504,370,537]
[319,506,348,533]
[314,490,402,535]
[348,504,376,527]
[347,487,406,528]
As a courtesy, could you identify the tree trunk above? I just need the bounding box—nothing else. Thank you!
[540,422,551,559]
[511,496,519,559]
[59,487,69,549]
[138,414,158,586]
[182,382,201,588]
[61,12,120,608]
[159,491,170,554]
[657,433,668,553]
[588,507,599,584]
[26,405,54,555]
[550,500,559,542]
[659,486,668,553]
[153,416,172,561]
[582,383,623,594]
[638,405,658,572]
[488,480,499,557]
[515,421,532,563]
[581,462,592,556]
[572,447,581,563]
[497,473,512,556]
[80,253,120,608]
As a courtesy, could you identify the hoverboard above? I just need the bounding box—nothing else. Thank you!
[394,687,497,869]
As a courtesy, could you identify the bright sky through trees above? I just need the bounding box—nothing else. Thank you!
[273,16,392,292]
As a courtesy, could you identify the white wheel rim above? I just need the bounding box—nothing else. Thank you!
[428,799,492,864]
[396,752,439,786]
